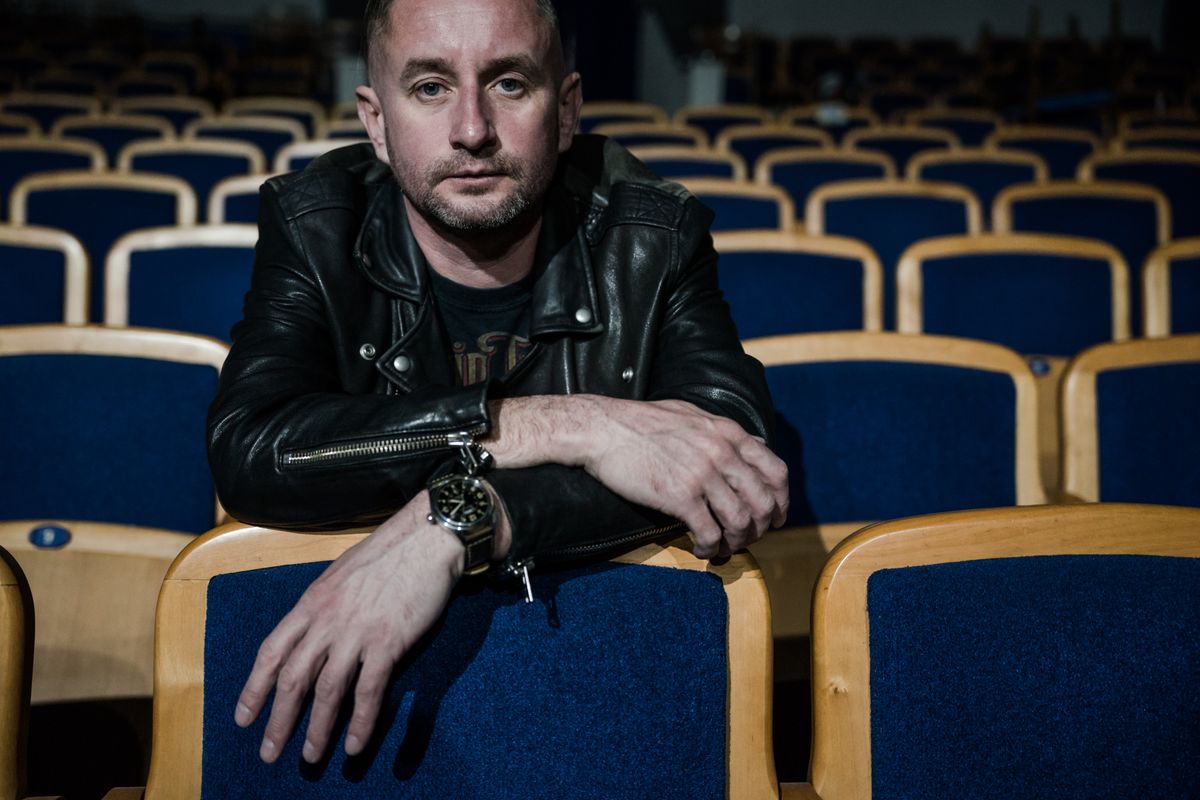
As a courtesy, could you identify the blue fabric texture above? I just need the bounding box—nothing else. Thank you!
[201,561,728,799]
[606,132,698,149]
[1009,195,1160,334]
[640,158,736,180]
[24,187,182,321]
[1096,362,1200,505]
[121,106,204,135]
[194,127,293,165]
[765,361,1016,525]
[696,194,784,232]
[919,161,1037,223]
[1168,256,1200,334]
[786,116,870,144]
[853,138,950,174]
[823,194,971,328]
[130,152,255,222]
[685,115,751,144]
[920,251,1113,356]
[0,243,67,323]
[1,102,79,133]
[0,353,219,532]
[1126,137,1200,154]
[727,135,822,172]
[127,245,255,341]
[997,138,1094,178]
[0,149,96,221]
[868,555,1200,800]
[718,250,865,337]
[61,125,163,167]
[1094,160,1200,239]
[917,118,997,147]
[767,159,888,221]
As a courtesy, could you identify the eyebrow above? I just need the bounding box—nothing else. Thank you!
[398,54,547,85]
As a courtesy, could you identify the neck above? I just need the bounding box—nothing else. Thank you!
[404,197,543,289]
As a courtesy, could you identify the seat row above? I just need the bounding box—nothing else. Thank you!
[1,321,1196,796]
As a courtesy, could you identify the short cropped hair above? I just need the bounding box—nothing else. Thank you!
[362,0,573,79]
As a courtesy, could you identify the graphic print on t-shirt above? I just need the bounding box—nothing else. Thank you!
[452,332,533,386]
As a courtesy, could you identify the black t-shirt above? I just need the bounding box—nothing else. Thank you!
[427,268,535,387]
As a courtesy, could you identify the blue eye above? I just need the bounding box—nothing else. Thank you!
[418,82,443,98]
[498,78,523,93]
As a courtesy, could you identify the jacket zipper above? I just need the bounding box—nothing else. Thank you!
[538,519,688,562]
[281,425,488,468]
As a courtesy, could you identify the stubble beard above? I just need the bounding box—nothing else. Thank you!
[387,142,555,233]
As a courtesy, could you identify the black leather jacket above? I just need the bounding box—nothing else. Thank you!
[206,136,774,565]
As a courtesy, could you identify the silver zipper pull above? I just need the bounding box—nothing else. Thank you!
[448,431,494,476]
[519,562,534,604]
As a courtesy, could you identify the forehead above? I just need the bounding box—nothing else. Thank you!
[380,0,552,73]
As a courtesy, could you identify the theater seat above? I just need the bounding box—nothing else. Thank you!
[105,527,775,799]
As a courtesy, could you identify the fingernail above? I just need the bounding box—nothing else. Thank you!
[260,738,276,761]
[346,734,361,754]
[302,740,317,762]
[235,703,252,726]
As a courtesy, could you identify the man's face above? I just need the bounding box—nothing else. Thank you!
[357,0,581,234]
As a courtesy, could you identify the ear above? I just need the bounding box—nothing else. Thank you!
[356,84,391,165]
[556,71,583,153]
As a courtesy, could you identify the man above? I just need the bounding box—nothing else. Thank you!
[206,0,788,767]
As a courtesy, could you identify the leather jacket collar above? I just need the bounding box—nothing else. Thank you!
[353,162,605,339]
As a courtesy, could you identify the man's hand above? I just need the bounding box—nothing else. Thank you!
[233,491,506,764]
[488,395,789,558]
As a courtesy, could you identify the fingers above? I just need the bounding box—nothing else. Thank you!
[301,647,360,763]
[235,609,312,729]
[344,655,394,756]
[259,636,329,763]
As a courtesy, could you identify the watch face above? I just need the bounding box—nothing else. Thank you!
[433,478,492,528]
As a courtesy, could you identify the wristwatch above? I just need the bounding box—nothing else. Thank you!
[426,473,496,575]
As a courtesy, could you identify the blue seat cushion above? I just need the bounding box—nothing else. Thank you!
[718,250,866,337]
[823,194,971,328]
[1168,256,1200,334]
[868,555,1200,799]
[920,251,1113,356]
[1096,362,1200,505]
[765,360,1017,525]
[202,560,728,799]
[0,353,218,532]
[127,245,255,342]
[0,244,68,323]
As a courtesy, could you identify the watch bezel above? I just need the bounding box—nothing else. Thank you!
[428,474,495,534]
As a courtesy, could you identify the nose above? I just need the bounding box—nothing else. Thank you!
[449,86,496,153]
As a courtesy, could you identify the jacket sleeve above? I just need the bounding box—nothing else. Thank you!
[206,180,491,530]
[485,197,776,565]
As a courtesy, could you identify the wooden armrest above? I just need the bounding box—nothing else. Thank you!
[780,781,823,800]
[99,788,145,799]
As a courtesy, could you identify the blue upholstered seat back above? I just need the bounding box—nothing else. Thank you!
[202,560,728,799]
[822,194,972,328]
[726,134,823,173]
[0,353,218,532]
[919,251,1114,356]
[1093,160,1200,238]
[640,156,737,180]
[603,131,698,149]
[0,148,95,221]
[1,102,84,134]
[718,250,867,337]
[996,137,1094,178]
[851,136,950,173]
[128,152,253,221]
[766,158,889,221]
[1125,135,1200,153]
[232,109,316,139]
[118,106,205,136]
[192,125,295,165]
[60,123,165,167]
[22,185,183,321]
[215,189,261,224]
[765,360,1016,525]
[1168,255,1200,334]
[917,160,1037,224]
[696,193,784,232]
[1008,195,1160,333]
[125,245,255,341]
[1096,361,1200,506]
[0,243,70,323]
[684,115,757,144]
[868,555,1200,799]
[916,117,997,147]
